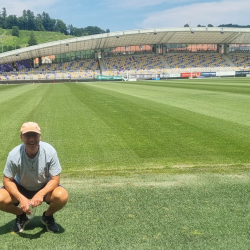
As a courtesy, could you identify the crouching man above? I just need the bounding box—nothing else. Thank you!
[0,122,68,233]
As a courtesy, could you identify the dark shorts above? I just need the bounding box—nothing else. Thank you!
[1,180,63,205]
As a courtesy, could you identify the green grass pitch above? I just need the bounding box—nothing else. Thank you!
[0,78,250,249]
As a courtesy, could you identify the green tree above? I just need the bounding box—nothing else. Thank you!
[12,26,19,37]
[0,7,109,37]
[184,23,189,27]
[54,19,68,34]
[28,31,37,46]
[83,26,106,35]
[34,14,45,31]
[2,7,7,19]
[17,16,26,30]
[22,10,28,30]
[67,24,75,35]
[42,12,56,31]
[0,7,7,28]
[26,10,35,30]
[208,24,214,27]
[6,15,18,29]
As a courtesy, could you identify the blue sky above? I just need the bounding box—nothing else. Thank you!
[1,0,249,32]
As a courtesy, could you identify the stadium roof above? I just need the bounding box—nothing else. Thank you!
[1,27,250,64]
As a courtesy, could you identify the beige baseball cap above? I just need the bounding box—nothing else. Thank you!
[20,122,41,134]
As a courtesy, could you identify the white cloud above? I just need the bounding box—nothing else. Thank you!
[141,0,250,28]
[0,0,59,16]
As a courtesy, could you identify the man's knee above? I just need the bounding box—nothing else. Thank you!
[0,189,6,204]
[0,188,15,206]
[50,187,68,204]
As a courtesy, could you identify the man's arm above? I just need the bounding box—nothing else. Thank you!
[30,174,60,207]
[3,176,31,214]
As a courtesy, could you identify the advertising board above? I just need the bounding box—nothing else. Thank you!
[235,71,250,76]
[169,73,181,78]
[216,71,235,76]
[160,73,170,78]
[201,72,216,77]
[97,75,123,80]
[181,72,201,78]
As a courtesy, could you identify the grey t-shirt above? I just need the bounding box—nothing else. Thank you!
[4,141,62,191]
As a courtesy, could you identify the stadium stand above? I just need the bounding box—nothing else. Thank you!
[101,52,241,75]
[0,51,250,81]
[0,62,13,72]
[164,53,231,69]
[229,53,250,70]
[1,27,250,82]
[15,59,32,71]
[29,59,100,73]
[103,55,165,72]
[0,58,101,81]
[0,59,32,73]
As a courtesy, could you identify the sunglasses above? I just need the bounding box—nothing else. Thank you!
[22,133,40,138]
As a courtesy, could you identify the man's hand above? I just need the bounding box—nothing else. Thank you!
[30,191,44,207]
[3,176,32,214]
[18,196,32,214]
[30,175,60,207]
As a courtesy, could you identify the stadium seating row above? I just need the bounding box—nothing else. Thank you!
[20,59,100,73]
[165,54,231,69]
[0,53,249,77]
[103,55,164,71]
[229,54,250,70]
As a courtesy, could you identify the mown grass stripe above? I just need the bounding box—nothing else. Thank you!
[82,80,250,126]
[1,79,250,173]
[0,84,52,164]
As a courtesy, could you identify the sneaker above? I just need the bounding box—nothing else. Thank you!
[41,211,59,233]
[11,213,30,233]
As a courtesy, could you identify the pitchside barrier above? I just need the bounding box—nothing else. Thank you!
[0,70,250,84]
[160,71,250,79]
[235,71,250,77]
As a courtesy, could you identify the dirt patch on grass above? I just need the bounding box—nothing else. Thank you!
[61,169,250,191]
[172,164,195,168]
[173,163,250,168]
[62,174,200,190]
